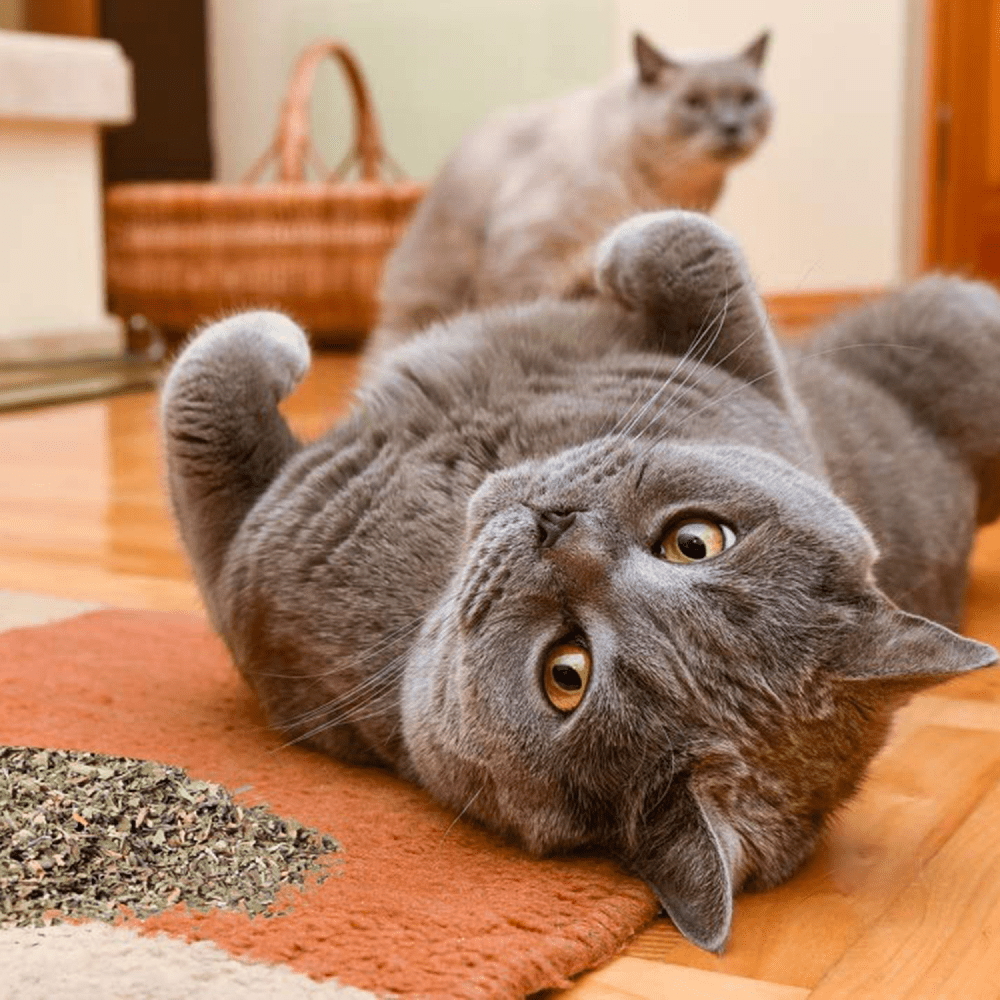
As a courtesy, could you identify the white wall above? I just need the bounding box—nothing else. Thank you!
[209,1,918,295]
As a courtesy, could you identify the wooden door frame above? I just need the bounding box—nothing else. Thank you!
[922,0,952,271]
[23,0,98,35]
[921,0,994,273]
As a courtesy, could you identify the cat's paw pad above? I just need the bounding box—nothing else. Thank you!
[595,210,746,312]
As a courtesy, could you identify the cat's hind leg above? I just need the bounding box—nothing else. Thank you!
[161,312,309,617]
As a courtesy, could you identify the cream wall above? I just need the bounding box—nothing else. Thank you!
[208,1,920,295]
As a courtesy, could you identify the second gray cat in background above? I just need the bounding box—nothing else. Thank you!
[369,31,772,360]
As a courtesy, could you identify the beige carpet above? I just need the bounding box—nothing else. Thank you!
[0,924,379,1000]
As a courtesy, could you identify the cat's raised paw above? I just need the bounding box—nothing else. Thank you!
[165,310,311,412]
[594,210,749,318]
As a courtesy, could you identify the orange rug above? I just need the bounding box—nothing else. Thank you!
[0,610,658,998]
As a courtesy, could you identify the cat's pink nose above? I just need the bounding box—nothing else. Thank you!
[536,509,577,549]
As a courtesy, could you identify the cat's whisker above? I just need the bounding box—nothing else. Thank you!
[601,290,729,454]
[603,291,725,440]
[287,651,409,719]
[278,616,426,698]
[274,655,408,733]
[439,787,484,844]
[580,329,649,438]
[302,660,406,725]
[268,615,424,687]
[273,692,403,752]
[635,319,771,457]
[271,706,402,753]
[655,341,933,442]
[632,285,735,439]
[308,617,425,681]
[614,286,733,445]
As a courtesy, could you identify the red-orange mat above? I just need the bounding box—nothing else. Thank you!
[0,610,659,999]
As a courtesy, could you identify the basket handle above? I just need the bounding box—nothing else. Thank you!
[244,40,393,184]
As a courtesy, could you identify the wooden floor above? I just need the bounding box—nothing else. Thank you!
[2,354,1000,999]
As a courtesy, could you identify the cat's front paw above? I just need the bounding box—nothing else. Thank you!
[166,310,311,408]
[594,210,749,317]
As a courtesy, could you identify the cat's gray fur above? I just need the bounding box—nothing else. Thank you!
[369,32,772,359]
[162,211,999,952]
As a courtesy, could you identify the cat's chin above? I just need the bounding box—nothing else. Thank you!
[711,142,755,164]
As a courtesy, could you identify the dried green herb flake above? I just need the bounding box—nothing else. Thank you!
[0,747,340,927]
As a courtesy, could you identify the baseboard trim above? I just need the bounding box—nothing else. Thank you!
[764,288,884,334]
[0,315,125,363]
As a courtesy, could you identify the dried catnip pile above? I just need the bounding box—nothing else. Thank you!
[0,747,340,928]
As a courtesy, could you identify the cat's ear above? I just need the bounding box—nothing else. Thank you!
[629,783,738,953]
[740,30,770,70]
[836,597,996,691]
[634,33,678,85]
[595,210,800,415]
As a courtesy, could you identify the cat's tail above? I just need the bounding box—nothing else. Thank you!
[161,311,308,613]
[810,275,1000,524]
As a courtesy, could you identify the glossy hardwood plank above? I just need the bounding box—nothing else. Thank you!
[0,354,357,610]
[556,957,808,1000]
[808,778,1000,998]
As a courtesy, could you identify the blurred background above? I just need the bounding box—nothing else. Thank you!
[207,0,923,295]
[0,1,996,375]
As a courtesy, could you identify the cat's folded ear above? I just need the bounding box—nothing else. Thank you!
[835,595,997,692]
[741,30,770,70]
[595,210,799,415]
[634,33,680,85]
[628,783,738,953]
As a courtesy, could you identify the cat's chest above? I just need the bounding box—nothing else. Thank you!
[630,157,727,212]
[384,362,722,477]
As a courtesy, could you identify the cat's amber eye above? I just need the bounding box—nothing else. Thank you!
[685,92,707,110]
[657,519,735,564]
[543,644,592,712]
[739,89,757,106]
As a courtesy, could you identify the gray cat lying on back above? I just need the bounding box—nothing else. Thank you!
[163,211,999,952]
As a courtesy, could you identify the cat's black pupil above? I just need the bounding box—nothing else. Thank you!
[552,665,582,691]
[677,530,708,559]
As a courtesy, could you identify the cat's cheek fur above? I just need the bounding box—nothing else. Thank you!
[401,655,589,854]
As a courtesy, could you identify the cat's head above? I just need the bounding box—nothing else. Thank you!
[630,30,773,165]
[402,436,994,953]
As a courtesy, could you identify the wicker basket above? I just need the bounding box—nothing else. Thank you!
[105,40,425,344]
